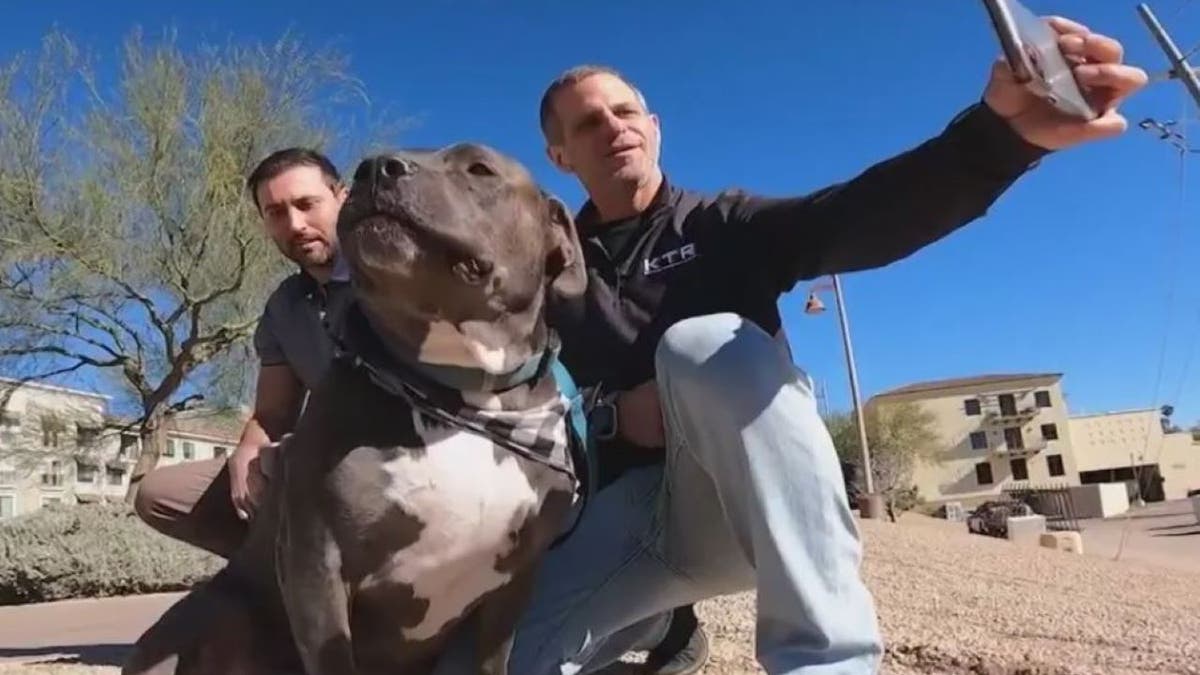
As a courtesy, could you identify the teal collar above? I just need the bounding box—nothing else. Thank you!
[376,336,557,395]
[332,302,557,396]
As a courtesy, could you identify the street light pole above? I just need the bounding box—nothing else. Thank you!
[831,274,875,496]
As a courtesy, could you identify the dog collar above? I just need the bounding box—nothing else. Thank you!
[330,302,559,395]
[379,341,556,395]
[330,307,577,483]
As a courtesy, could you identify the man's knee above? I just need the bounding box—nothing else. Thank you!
[654,313,809,402]
[132,467,172,530]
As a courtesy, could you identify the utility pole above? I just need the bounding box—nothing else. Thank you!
[1138,3,1200,111]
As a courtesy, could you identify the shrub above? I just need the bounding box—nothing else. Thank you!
[0,501,222,605]
[884,485,923,522]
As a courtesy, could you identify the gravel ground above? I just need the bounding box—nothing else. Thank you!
[4,514,1198,675]
[684,514,1200,675]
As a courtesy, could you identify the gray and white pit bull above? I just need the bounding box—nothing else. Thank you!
[122,143,589,675]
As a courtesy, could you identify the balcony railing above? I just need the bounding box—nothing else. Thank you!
[991,441,1048,457]
[982,406,1040,425]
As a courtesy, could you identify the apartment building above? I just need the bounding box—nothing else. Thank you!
[0,379,242,519]
[156,409,244,467]
[870,373,1080,504]
[0,378,123,518]
[869,372,1200,505]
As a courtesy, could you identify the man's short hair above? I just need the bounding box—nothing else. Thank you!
[538,64,649,145]
[246,147,342,211]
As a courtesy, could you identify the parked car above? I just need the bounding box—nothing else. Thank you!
[966,500,1033,538]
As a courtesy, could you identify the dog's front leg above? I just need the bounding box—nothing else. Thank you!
[276,456,356,675]
[473,565,539,675]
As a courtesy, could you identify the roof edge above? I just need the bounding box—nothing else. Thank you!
[873,372,1063,399]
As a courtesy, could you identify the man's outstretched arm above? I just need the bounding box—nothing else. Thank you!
[718,17,1146,293]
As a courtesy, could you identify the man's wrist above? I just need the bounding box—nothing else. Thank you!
[587,388,621,442]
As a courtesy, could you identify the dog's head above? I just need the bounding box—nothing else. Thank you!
[337,143,586,377]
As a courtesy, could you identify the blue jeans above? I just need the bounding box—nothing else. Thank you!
[435,313,883,674]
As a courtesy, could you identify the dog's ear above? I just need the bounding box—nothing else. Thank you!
[543,192,587,301]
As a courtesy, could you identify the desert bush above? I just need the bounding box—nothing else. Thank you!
[0,501,222,605]
[884,485,923,522]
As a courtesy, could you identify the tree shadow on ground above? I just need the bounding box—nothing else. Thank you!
[0,643,129,667]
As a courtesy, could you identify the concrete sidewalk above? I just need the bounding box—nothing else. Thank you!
[1077,499,1200,574]
[0,593,181,668]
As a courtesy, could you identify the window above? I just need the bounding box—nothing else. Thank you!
[213,446,228,459]
[41,416,65,448]
[0,495,13,519]
[969,431,988,450]
[1034,390,1052,408]
[964,399,981,416]
[1041,423,1059,441]
[106,466,125,486]
[164,440,176,458]
[1047,455,1065,477]
[0,464,16,485]
[1004,427,1024,450]
[75,425,99,446]
[975,462,994,485]
[119,434,139,459]
[41,460,64,487]
[1010,458,1029,481]
[998,394,1018,417]
[76,462,97,483]
[182,442,195,460]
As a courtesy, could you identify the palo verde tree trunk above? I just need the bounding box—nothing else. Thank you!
[126,410,170,504]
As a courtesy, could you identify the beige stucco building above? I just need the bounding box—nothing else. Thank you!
[869,373,1200,506]
[0,379,122,517]
[0,378,242,520]
[871,374,1080,504]
[1069,409,1200,502]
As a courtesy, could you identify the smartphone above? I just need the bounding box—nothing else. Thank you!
[981,0,1098,120]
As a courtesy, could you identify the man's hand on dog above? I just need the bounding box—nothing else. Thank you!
[617,380,667,449]
[984,16,1147,151]
[229,442,278,520]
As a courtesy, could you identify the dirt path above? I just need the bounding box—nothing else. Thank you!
[3,514,1198,674]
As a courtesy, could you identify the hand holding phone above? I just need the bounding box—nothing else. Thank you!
[977,3,1147,151]
[981,0,1098,120]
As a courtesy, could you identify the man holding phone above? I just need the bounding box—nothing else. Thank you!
[445,14,1147,675]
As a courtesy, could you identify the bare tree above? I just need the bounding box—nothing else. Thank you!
[0,28,394,501]
[825,401,940,520]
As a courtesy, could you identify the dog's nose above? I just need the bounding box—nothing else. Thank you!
[380,157,417,180]
[354,156,418,188]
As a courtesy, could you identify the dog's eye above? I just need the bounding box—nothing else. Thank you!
[466,162,496,177]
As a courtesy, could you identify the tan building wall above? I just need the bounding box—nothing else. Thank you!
[870,373,1082,505]
[1,380,242,520]
[0,379,115,518]
[1159,432,1200,500]
[1070,410,1200,501]
[158,432,234,466]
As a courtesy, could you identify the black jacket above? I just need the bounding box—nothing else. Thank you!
[547,103,1047,482]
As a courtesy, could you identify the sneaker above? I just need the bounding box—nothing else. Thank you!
[642,605,711,674]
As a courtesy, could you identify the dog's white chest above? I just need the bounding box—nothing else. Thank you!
[366,410,547,641]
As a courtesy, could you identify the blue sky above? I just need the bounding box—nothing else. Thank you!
[5,0,1200,425]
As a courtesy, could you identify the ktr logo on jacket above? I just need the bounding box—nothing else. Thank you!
[644,243,698,276]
